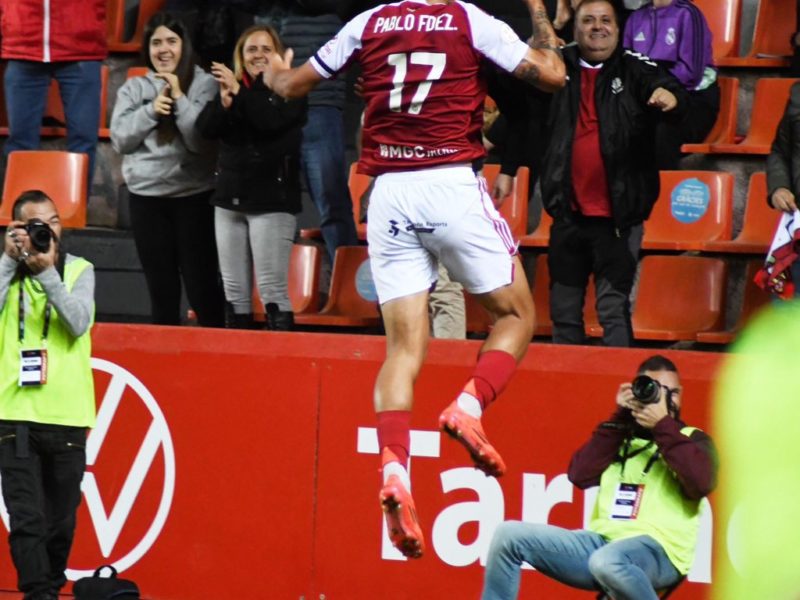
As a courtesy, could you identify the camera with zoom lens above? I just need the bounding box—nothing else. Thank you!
[25,219,53,253]
[631,375,662,405]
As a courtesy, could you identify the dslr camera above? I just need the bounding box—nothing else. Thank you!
[24,219,54,253]
[631,375,663,405]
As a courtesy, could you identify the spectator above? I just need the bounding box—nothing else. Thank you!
[256,0,359,264]
[0,190,96,600]
[765,81,800,296]
[541,0,686,347]
[1,0,106,186]
[264,0,564,560]
[623,0,720,170]
[197,25,306,330]
[482,355,717,600]
[110,12,225,328]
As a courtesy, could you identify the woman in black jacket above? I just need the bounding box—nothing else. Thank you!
[198,24,307,329]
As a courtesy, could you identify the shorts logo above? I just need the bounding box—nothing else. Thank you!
[388,219,414,237]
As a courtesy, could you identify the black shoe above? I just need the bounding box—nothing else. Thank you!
[225,312,258,329]
[265,303,294,331]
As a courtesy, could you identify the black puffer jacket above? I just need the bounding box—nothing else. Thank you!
[197,76,307,213]
[541,45,687,230]
[766,82,800,205]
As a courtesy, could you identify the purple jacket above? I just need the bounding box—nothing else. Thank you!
[623,0,715,90]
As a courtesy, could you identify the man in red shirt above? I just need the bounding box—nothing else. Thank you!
[265,0,565,559]
[539,0,685,347]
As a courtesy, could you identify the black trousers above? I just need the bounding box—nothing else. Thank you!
[0,423,86,598]
[548,216,643,347]
[129,191,225,327]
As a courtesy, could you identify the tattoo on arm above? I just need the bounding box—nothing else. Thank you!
[531,8,558,47]
[514,58,542,85]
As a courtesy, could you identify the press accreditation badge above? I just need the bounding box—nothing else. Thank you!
[610,483,644,520]
[19,349,48,386]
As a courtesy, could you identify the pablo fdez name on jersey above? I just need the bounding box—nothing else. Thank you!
[373,13,459,34]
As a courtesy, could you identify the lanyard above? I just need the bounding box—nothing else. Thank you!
[619,437,660,480]
[18,277,52,343]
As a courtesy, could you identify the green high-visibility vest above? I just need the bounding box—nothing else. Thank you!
[588,427,702,575]
[0,257,95,427]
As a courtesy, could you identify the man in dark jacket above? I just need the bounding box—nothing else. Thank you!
[542,0,686,347]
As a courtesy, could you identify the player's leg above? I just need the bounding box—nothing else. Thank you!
[375,291,430,559]
[437,172,534,477]
[368,170,439,558]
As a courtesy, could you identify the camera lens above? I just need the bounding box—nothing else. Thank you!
[631,375,661,404]
[25,220,53,253]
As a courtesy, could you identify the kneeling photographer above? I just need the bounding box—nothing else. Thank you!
[0,190,95,600]
[482,355,718,600]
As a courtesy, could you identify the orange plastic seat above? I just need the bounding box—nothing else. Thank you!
[481,164,530,240]
[253,244,322,322]
[642,171,733,251]
[711,78,800,155]
[681,76,739,153]
[531,254,598,338]
[702,172,779,254]
[126,66,150,80]
[632,255,727,341]
[0,65,110,138]
[294,245,381,328]
[694,0,742,66]
[519,207,552,248]
[107,0,167,53]
[0,151,88,228]
[696,260,771,344]
[718,0,796,67]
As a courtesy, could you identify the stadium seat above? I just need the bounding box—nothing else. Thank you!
[0,151,88,228]
[696,260,771,344]
[694,0,742,66]
[519,204,553,248]
[632,255,727,341]
[711,78,800,155]
[294,245,381,328]
[107,0,167,53]
[702,172,778,254]
[0,65,110,139]
[126,66,150,80]
[681,76,739,153]
[531,254,599,338]
[253,243,322,322]
[642,171,734,251]
[720,0,796,67]
[481,164,530,240]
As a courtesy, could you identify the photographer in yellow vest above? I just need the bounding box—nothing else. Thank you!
[482,355,718,600]
[0,190,95,600]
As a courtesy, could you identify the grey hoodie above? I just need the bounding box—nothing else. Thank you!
[110,65,217,197]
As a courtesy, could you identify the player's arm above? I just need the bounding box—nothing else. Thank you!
[512,0,566,93]
[263,49,325,100]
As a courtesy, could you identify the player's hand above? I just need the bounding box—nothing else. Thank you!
[492,173,513,208]
[153,84,174,116]
[771,187,797,213]
[647,87,677,112]
[354,76,366,99]
[262,47,294,91]
[4,222,28,261]
[154,72,183,99]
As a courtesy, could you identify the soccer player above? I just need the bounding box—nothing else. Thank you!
[264,0,565,559]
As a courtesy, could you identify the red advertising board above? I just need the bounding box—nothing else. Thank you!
[0,325,726,599]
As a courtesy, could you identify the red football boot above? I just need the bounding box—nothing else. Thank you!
[379,475,425,559]
[439,400,506,477]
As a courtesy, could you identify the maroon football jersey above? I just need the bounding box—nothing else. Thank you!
[310,0,528,175]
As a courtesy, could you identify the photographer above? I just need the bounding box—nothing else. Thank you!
[482,355,717,600]
[0,190,96,600]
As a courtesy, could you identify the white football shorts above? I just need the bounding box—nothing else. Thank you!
[367,164,518,304]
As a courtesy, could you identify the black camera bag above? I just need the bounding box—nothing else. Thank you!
[73,565,140,600]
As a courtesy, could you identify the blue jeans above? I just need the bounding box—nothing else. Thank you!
[482,522,681,600]
[300,105,358,262]
[3,60,102,185]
